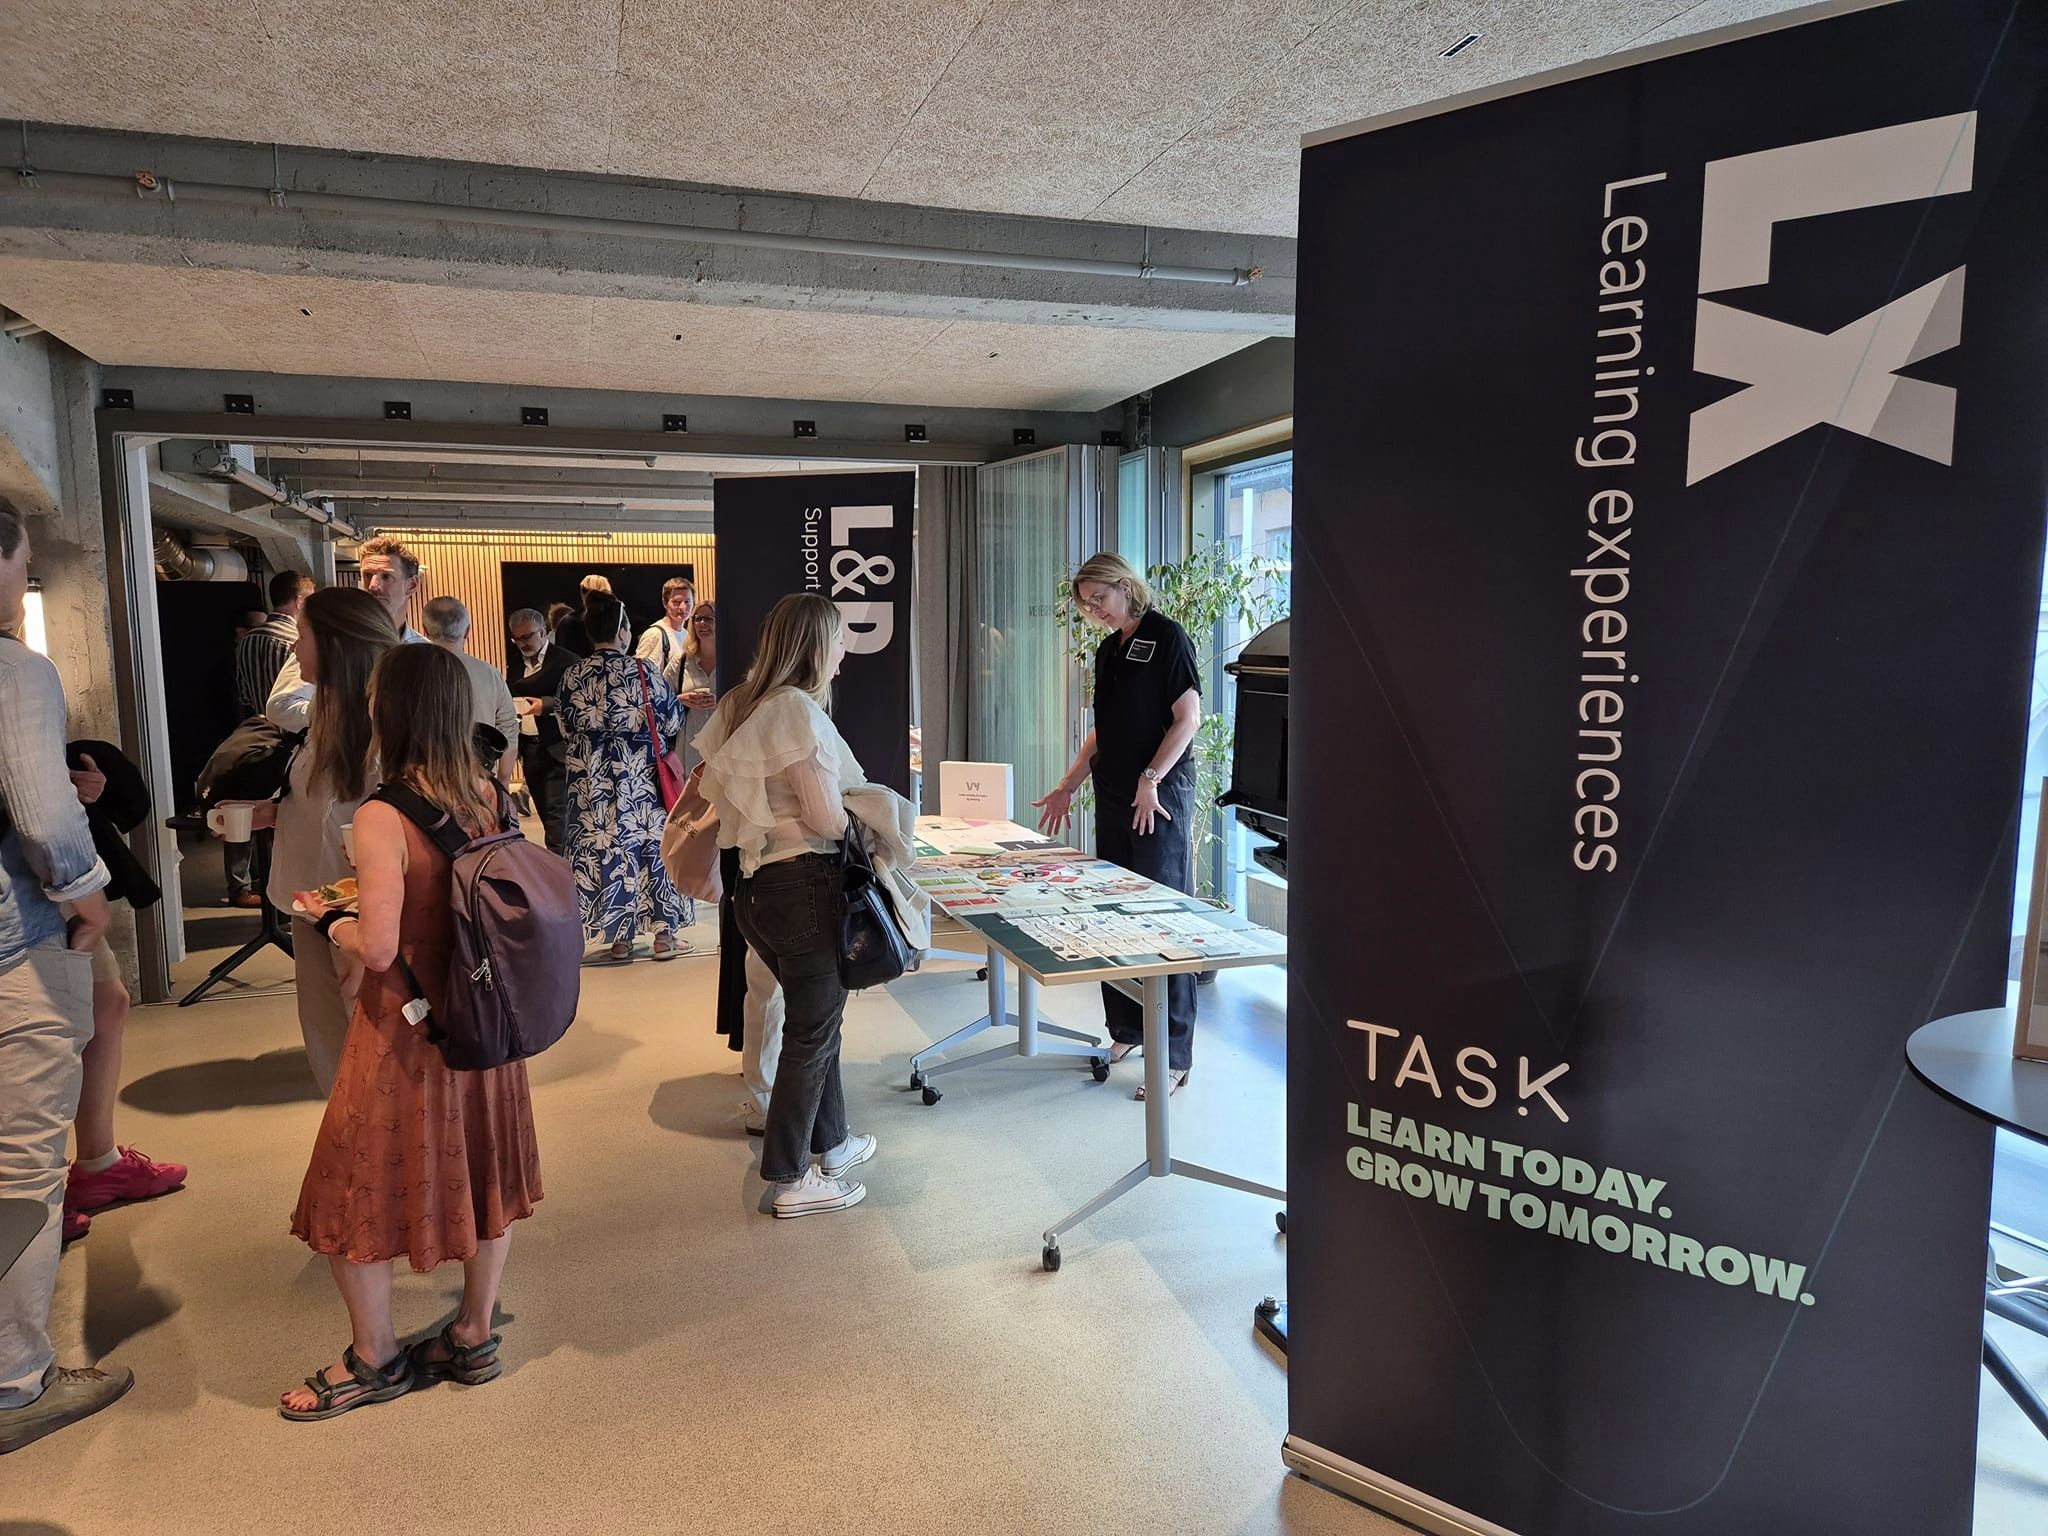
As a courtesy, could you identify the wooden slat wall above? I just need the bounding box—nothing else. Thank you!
[380,528,717,673]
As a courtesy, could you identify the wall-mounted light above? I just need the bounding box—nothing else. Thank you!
[21,577,47,655]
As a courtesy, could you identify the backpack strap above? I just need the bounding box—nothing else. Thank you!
[368,782,471,860]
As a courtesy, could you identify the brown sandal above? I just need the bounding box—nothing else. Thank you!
[278,1345,414,1421]
[407,1324,503,1386]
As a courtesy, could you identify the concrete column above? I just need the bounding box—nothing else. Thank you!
[0,334,140,986]
[40,346,119,741]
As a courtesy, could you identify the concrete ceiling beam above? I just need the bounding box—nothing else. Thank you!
[0,126,1296,338]
[276,462,716,500]
[361,505,714,535]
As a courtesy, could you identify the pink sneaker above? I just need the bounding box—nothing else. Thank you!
[65,1147,188,1215]
[61,1208,90,1244]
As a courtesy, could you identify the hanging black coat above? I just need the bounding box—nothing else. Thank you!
[66,738,162,910]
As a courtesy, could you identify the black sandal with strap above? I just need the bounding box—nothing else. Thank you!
[278,1345,415,1422]
[408,1324,504,1386]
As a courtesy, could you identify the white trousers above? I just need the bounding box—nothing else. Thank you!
[741,944,785,1114]
[0,940,93,1407]
[290,917,360,1097]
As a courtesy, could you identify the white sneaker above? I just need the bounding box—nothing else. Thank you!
[820,1132,877,1179]
[738,1100,766,1137]
[771,1166,865,1219]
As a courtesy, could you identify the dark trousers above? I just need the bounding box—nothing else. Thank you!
[734,851,848,1182]
[1095,783,1197,1072]
[715,846,744,1052]
[222,828,273,899]
[520,739,570,855]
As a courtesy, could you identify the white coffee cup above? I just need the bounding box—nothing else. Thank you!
[206,803,255,843]
[341,823,356,867]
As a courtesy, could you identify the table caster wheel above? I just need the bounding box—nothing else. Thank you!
[922,1085,942,1106]
[910,1070,927,1091]
[1276,1210,1288,1235]
[1042,1243,1062,1273]
[976,966,989,981]
[1090,1057,1110,1083]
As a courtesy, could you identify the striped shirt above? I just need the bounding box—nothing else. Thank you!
[233,615,297,719]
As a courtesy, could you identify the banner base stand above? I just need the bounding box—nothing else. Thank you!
[1253,1296,1287,1354]
[1280,1437,1522,1536]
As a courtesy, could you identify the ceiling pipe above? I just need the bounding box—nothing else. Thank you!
[188,444,362,539]
[153,530,249,583]
[9,168,1265,287]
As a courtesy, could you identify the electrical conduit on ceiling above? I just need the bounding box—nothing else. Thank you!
[6,169,1265,287]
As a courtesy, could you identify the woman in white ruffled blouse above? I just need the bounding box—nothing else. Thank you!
[696,593,876,1219]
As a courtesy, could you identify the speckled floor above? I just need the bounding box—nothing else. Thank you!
[23,867,2046,1535]
[11,910,1400,1536]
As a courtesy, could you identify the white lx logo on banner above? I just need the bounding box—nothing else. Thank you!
[828,503,896,654]
[1686,113,1976,485]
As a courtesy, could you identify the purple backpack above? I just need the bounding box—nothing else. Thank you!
[370,783,582,1071]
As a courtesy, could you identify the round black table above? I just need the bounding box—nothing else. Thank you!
[1906,1007,2048,1143]
[1907,1007,2048,1440]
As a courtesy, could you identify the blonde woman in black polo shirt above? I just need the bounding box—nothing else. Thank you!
[1033,552,1203,1098]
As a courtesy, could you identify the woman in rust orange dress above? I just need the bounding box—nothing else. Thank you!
[279,643,542,1421]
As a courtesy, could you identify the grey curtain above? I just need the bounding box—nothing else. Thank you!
[916,464,978,813]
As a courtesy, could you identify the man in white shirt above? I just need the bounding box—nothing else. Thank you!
[635,577,695,753]
[421,596,520,782]
[266,534,428,732]
[634,576,695,692]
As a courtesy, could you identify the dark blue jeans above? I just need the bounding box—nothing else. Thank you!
[734,851,849,1182]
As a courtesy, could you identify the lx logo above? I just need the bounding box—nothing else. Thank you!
[1686,113,1976,485]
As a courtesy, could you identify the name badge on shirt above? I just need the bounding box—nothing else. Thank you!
[1125,639,1156,662]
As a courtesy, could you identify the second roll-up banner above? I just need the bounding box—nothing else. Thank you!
[712,470,915,795]
[1287,3,2047,1535]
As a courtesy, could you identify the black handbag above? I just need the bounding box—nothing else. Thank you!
[838,811,915,990]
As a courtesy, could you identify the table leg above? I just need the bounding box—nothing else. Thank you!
[1041,1161,1152,1272]
[1986,1330,2048,1441]
[1144,973,1169,1175]
[910,1016,993,1074]
[909,946,1098,1094]
[1042,1022,1103,1046]
[988,949,1008,1039]
[1018,971,1041,1056]
[909,949,1011,1077]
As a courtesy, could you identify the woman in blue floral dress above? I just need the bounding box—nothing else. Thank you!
[556,593,689,961]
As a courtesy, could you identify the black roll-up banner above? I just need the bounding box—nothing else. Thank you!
[712,471,915,794]
[1287,3,2047,1533]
